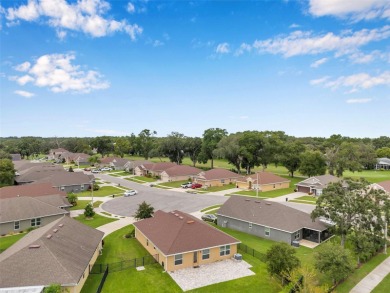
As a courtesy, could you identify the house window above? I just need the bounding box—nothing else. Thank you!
[14,221,20,230]
[61,186,65,191]
[37,218,41,226]
[220,245,231,256]
[295,231,300,239]
[273,184,276,189]
[221,179,225,184]
[249,223,253,229]
[31,218,36,227]
[265,227,270,237]
[81,185,84,190]
[31,218,41,227]
[202,249,210,260]
[174,254,183,265]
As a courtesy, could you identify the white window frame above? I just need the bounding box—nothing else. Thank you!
[36,218,41,226]
[249,223,253,229]
[81,185,84,190]
[220,245,231,256]
[174,254,183,265]
[31,218,36,227]
[14,221,20,230]
[265,227,270,237]
[295,231,300,239]
[202,249,210,260]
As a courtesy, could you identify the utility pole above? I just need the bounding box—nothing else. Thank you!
[256,172,259,198]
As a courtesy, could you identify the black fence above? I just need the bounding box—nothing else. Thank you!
[238,243,267,262]
[96,265,109,293]
[90,254,159,274]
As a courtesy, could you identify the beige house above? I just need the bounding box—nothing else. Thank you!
[160,165,201,182]
[0,216,104,293]
[134,210,240,272]
[236,172,290,191]
[134,162,176,177]
[193,168,244,187]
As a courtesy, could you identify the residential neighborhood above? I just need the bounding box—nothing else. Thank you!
[1,0,390,292]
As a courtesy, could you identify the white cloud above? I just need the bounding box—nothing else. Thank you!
[14,90,35,98]
[234,43,252,56]
[127,2,135,14]
[289,23,301,28]
[250,26,390,57]
[11,53,110,93]
[14,61,31,72]
[6,0,142,40]
[311,71,390,92]
[310,57,328,68]
[346,98,372,104]
[215,42,230,54]
[309,0,390,21]
[152,40,164,47]
[348,50,390,64]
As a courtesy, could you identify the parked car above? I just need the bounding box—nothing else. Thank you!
[84,167,91,171]
[181,182,193,188]
[101,167,112,171]
[124,190,137,197]
[91,169,101,173]
[191,183,202,189]
[201,214,217,222]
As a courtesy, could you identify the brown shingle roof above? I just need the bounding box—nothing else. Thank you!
[0,183,67,199]
[196,168,244,181]
[236,172,290,185]
[0,196,69,224]
[163,165,201,177]
[218,196,328,233]
[0,216,104,288]
[134,210,239,255]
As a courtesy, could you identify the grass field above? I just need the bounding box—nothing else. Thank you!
[159,180,189,188]
[76,186,125,197]
[70,200,103,210]
[125,176,157,183]
[290,195,318,205]
[0,233,26,252]
[372,271,390,293]
[74,214,118,228]
[204,184,237,192]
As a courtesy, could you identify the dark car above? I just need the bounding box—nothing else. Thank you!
[201,214,217,222]
[191,183,202,189]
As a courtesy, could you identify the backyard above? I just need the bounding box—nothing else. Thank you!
[73,214,118,228]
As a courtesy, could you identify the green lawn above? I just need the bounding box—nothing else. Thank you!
[125,176,157,183]
[70,200,103,210]
[343,170,390,183]
[335,254,389,293]
[74,214,118,228]
[153,185,173,189]
[372,272,390,293]
[201,204,222,212]
[108,171,131,177]
[0,233,26,252]
[290,195,318,205]
[76,186,125,197]
[159,180,189,188]
[204,184,237,192]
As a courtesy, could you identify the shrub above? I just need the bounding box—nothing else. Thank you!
[125,229,135,238]
[67,193,78,206]
[84,203,95,218]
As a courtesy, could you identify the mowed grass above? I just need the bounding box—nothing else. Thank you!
[372,272,390,293]
[74,214,118,229]
[70,200,103,210]
[126,176,157,183]
[76,186,125,197]
[159,180,189,188]
[0,233,26,252]
[290,195,318,205]
[343,170,390,183]
[201,204,222,212]
[204,184,237,192]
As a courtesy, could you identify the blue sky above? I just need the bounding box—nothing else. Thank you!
[1,0,389,138]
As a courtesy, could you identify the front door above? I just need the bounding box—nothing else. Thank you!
[193,251,198,264]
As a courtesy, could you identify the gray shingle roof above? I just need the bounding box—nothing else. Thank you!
[0,216,104,288]
[218,196,328,233]
[295,175,340,189]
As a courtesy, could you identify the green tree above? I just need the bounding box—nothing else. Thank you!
[137,129,157,160]
[376,147,390,158]
[373,136,390,149]
[184,137,202,167]
[67,193,78,206]
[299,151,326,177]
[133,201,154,220]
[282,266,329,293]
[18,137,43,159]
[114,137,131,158]
[160,132,186,164]
[314,242,355,285]
[238,131,264,174]
[44,284,61,293]
[88,155,101,166]
[68,166,74,172]
[257,131,287,170]
[198,128,227,169]
[280,141,305,177]
[265,242,300,285]
[84,203,95,218]
[214,133,243,173]
[0,150,12,160]
[0,159,15,187]
[91,136,113,157]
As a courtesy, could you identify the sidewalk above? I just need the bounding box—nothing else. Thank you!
[96,217,135,238]
[266,192,306,202]
[350,255,390,293]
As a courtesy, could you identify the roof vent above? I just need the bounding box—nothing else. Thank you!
[53,229,58,233]
[170,211,175,214]
[187,220,195,224]
[174,214,179,217]
[29,245,40,249]
[46,234,52,239]
[59,224,64,227]
[179,216,184,220]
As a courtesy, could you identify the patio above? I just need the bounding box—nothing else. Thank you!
[168,258,255,291]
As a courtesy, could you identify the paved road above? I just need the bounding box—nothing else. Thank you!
[97,174,228,217]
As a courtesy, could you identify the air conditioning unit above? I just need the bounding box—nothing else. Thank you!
[233,253,242,260]
[292,240,300,247]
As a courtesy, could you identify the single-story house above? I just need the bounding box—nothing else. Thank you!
[375,158,390,170]
[104,157,130,170]
[134,162,177,177]
[0,195,70,235]
[48,148,69,160]
[295,174,341,196]
[193,168,244,187]
[13,161,55,176]
[0,216,104,293]
[236,172,290,191]
[134,210,240,272]
[69,153,90,165]
[123,160,151,173]
[15,165,65,184]
[0,182,67,199]
[160,165,202,182]
[217,195,331,245]
[370,180,390,195]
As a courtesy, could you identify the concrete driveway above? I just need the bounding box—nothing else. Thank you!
[97,174,228,217]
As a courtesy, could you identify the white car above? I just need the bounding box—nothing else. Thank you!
[100,167,112,171]
[124,190,137,197]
